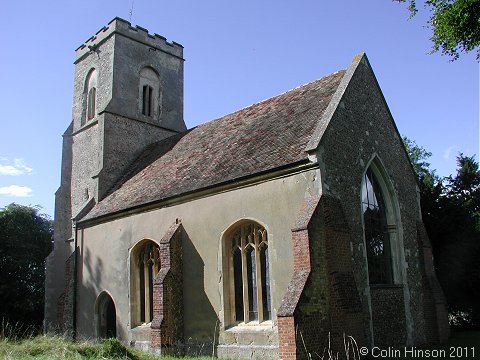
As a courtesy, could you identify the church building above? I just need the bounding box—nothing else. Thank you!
[44,17,449,359]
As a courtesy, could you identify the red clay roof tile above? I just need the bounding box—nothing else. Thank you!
[82,69,345,221]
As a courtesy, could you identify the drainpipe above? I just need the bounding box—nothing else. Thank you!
[72,220,78,340]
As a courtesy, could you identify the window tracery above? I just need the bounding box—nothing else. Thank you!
[362,167,394,284]
[228,222,271,324]
[131,240,160,326]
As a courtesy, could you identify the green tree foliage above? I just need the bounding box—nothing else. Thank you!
[439,155,480,327]
[0,204,53,329]
[402,137,439,184]
[394,0,480,60]
[403,137,480,328]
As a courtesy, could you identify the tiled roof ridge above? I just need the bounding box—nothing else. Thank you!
[192,69,346,129]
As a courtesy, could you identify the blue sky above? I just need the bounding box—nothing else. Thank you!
[0,1,478,217]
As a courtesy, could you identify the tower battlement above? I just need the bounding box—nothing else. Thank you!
[75,17,183,63]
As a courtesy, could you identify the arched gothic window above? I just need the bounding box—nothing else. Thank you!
[226,222,271,325]
[130,240,160,326]
[85,69,98,123]
[362,166,396,285]
[139,67,160,119]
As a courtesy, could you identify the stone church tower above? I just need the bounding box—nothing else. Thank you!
[44,18,186,333]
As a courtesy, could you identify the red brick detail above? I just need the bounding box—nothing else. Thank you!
[322,196,365,352]
[277,317,297,359]
[278,195,366,360]
[416,221,450,343]
[151,221,183,351]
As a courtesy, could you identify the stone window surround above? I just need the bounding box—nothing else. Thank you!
[83,68,98,124]
[129,238,160,328]
[139,66,161,120]
[361,157,406,287]
[221,219,273,330]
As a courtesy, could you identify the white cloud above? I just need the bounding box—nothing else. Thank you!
[0,158,33,176]
[443,145,458,161]
[0,185,33,197]
[0,165,23,176]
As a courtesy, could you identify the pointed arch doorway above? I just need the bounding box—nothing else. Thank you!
[96,292,117,338]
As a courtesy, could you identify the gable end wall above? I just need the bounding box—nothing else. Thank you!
[317,57,426,346]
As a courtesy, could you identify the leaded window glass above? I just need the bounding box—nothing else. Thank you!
[230,222,271,323]
[137,242,160,323]
[362,168,393,284]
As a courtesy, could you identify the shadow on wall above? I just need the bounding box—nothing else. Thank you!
[77,238,128,342]
[76,243,104,340]
[74,226,219,353]
[182,230,219,356]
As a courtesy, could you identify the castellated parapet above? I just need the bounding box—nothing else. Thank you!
[75,17,183,63]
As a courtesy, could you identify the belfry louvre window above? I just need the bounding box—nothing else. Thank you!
[132,241,160,325]
[229,222,271,323]
[142,85,153,116]
[362,168,393,284]
[139,67,160,119]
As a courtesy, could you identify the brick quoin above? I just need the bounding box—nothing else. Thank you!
[151,221,184,354]
[278,194,365,360]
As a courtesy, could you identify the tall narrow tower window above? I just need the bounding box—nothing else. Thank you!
[139,67,160,119]
[142,85,153,116]
[87,87,97,120]
[84,69,98,124]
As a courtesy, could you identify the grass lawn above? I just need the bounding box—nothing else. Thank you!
[0,336,214,360]
[1,330,478,359]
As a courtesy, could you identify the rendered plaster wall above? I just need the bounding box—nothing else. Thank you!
[75,168,320,350]
[317,57,426,346]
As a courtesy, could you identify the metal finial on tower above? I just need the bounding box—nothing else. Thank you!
[129,0,135,22]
